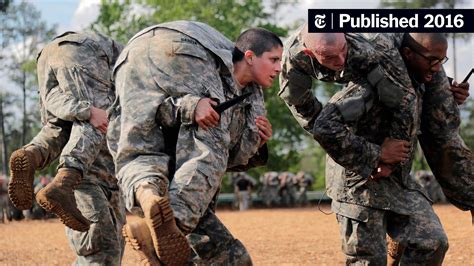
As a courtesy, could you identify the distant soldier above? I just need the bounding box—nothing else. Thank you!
[233,172,255,211]
[0,176,8,223]
[278,171,297,207]
[415,170,447,204]
[294,171,314,206]
[259,171,281,207]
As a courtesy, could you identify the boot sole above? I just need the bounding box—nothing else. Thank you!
[123,220,162,266]
[145,197,190,266]
[36,195,90,232]
[8,150,35,210]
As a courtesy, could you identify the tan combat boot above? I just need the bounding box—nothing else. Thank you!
[36,168,91,232]
[8,147,42,210]
[136,183,190,266]
[123,218,163,266]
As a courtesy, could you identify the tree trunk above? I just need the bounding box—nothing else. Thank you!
[0,96,8,176]
[22,69,26,145]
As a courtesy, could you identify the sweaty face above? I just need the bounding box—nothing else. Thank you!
[406,41,448,83]
[250,46,283,88]
[314,41,347,71]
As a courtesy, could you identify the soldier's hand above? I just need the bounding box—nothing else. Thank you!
[380,138,410,164]
[256,116,272,147]
[89,106,108,134]
[371,163,394,180]
[195,98,220,130]
[450,81,470,105]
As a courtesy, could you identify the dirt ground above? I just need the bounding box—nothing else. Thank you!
[0,204,472,265]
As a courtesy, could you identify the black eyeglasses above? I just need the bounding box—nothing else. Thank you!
[410,48,449,66]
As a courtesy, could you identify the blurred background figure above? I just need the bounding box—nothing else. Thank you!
[414,170,447,204]
[294,171,314,207]
[232,172,256,211]
[0,175,8,223]
[259,172,281,207]
[278,171,296,207]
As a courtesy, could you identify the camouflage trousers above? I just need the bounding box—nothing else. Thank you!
[186,208,252,265]
[333,191,448,265]
[26,116,104,174]
[66,176,126,265]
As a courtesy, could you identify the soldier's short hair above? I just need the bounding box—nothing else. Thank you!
[233,28,282,62]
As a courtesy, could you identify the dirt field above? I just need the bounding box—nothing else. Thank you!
[0,204,472,265]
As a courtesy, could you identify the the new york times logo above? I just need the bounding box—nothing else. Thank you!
[314,14,326,28]
[308,9,474,32]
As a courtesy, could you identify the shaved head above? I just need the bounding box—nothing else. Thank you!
[301,24,347,71]
[302,24,345,54]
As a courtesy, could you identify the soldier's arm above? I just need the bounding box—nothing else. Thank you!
[278,55,322,134]
[44,86,108,133]
[43,85,92,122]
[157,95,219,129]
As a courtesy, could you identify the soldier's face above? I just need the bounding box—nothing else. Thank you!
[404,41,448,83]
[250,46,283,88]
[304,37,347,71]
[314,42,347,71]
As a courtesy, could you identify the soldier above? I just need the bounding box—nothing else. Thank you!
[0,175,8,223]
[278,171,296,207]
[294,171,314,206]
[313,33,452,264]
[108,21,281,265]
[9,31,125,264]
[258,171,281,207]
[279,26,473,220]
[233,172,255,211]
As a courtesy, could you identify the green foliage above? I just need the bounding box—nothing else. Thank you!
[0,1,56,175]
[93,0,288,43]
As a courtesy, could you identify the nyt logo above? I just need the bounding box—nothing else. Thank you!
[314,14,326,28]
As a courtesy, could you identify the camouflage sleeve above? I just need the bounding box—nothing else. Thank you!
[157,94,202,128]
[43,85,91,121]
[227,144,268,172]
[313,85,381,179]
[45,41,113,122]
[278,52,322,133]
[418,69,474,211]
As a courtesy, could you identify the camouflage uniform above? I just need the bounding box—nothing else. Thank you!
[278,171,297,207]
[279,28,473,213]
[29,31,120,173]
[314,78,448,264]
[294,171,313,206]
[279,28,415,143]
[32,32,126,264]
[0,177,7,223]
[109,21,267,263]
[258,171,281,207]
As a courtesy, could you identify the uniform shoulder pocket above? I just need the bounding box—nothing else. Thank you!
[172,39,209,61]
